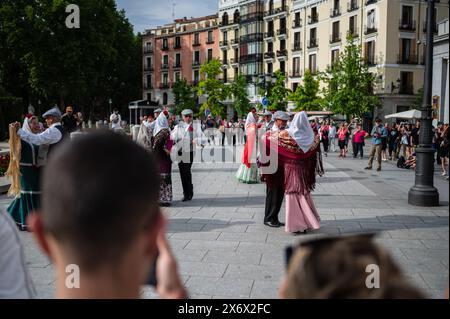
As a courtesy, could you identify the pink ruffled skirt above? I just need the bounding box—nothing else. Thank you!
[285,193,321,233]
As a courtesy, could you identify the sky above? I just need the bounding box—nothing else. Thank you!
[116,0,219,33]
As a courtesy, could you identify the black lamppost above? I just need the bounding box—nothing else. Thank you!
[408,0,439,206]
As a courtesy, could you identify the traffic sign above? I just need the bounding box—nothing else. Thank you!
[261,97,269,107]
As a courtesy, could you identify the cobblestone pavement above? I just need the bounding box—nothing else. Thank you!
[0,143,448,299]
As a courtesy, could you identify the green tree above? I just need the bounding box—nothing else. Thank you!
[196,59,229,117]
[229,75,250,117]
[266,70,290,111]
[413,87,424,109]
[289,70,322,111]
[320,34,380,119]
[172,78,196,115]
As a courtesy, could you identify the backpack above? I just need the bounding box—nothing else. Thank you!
[397,156,406,168]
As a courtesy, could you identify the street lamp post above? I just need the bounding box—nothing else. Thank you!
[408,0,439,206]
[109,99,112,115]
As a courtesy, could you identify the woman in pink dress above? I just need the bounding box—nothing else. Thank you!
[263,112,323,234]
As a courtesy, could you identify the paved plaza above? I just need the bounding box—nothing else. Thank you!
[0,143,448,299]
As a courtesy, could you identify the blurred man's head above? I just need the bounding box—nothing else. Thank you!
[279,234,425,299]
[66,106,73,115]
[29,132,162,296]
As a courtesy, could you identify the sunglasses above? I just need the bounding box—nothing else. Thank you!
[285,233,377,269]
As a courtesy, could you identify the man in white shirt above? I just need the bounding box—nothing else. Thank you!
[0,209,36,298]
[171,109,206,201]
[15,107,64,152]
[110,108,122,130]
[328,122,337,152]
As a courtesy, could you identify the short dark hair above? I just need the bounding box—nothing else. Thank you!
[375,118,382,123]
[41,131,160,271]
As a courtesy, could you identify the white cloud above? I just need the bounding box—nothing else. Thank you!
[116,0,218,32]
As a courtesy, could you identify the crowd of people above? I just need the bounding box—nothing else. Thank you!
[1,126,436,299]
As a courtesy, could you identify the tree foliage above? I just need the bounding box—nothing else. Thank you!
[229,75,250,117]
[266,70,290,111]
[320,34,380,119]
[172,78,196,115]
[0,0,142,121]
[196,59,229,117]
[289,69,322,111]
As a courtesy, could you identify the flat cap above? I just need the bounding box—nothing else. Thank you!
[181,109,193,116]
[273,111,289,121]
[263,111,273,116]
[43,107,62,118]
[154,108,162,113]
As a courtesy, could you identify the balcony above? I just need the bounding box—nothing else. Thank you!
[231,38,240,47]
[277,28,287,38]
[399,84,414,95]
[347,1,359,12]
[364,55,377,66]
[292,42,302,52]
[330,7,341,18]
[192,60,201,68]
[144,83,153,90]
[159,83,170,90]
[265,30,275,39]
[219,18,240,27]
[289,70,302,78]
[364,26,377,35]
[240,12,264,24]
[193,41,201,47]
[239,53,263,64]
[293,19,302,28]
[173,62,182,69]
[230,58,239,65]
[264,51,275,59]
[307,38,319,49]
[397,54,418,65]
[161,45,169,51]
[206,38,215,45]
[349,27,359,37]
[219,40,229,48]
[265,6,289,18]
[365,0,377,5]
[240,33,263,44]
[173,42,182,49]
[161,64,169,70]
[308,15,319,25]
[399,20,416,32]
[143,47,153,54]
[276,49,288,58]
[144,65,154,72]
[330,33,342,44]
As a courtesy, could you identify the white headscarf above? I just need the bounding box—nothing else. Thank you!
[245,111,257,128]
[287,111,315,153]
[153,112,169,137]
[22,117,33,133]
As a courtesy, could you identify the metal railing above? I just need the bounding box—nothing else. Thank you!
[330,7,341,18]
[277,28,287,36]
[293,19,302,28]
[292,42,302,51]
[399,20,416,31]
[307,38,318,48]
[397,54,418,64]
[265,6,289,17]
[330,33,342,44]
[347,0,359,12]
[276,49,288,57]
[308,15,319,24]
[161,64,169,70]
[264,51,275,59]
[364,26,377,35]
[399,84,414,95]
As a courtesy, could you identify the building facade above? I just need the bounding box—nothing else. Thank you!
[142,15,220,108]
[217,0,448,117]
[432,18,449,124]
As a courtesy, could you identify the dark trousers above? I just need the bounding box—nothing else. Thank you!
[354,142,364,158]
[322,139,329,152]
[264,186,284,223]
[178,152,194,198]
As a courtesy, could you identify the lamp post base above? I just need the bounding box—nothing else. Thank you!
[408,185,439,207]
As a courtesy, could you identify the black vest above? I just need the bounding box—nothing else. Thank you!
[47,125,66,156]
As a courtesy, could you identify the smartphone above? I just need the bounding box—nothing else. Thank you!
[146,256,158,287]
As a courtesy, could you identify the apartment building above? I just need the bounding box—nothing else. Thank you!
[218,0,448,117]
[142,15,220,108]
[432,18,449,124]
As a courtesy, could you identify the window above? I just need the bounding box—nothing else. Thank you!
[280,61,285,74]
[268,42,273,52]
[311,7,318,21]
[294,32,301,46]
[163,73,169,85]
[269,0,274,12]
[175,53,181,66]
[146,75,152,88]
[147,93,152,101]
[294,12,301,26]
[208,49,213,61]
[364,41,375,65]
[331,21,340,42]
[194,51,200,63]
[280,17,286,31]
[310,28,317,40]
[267,62,273,74]
[146,57,152,68]
[162,38,168,49]
[223,69,228,83]
[234,29,239,40]
[163,92,168,105]
[331,49,340,65]
[194,70,200,83]
[224,31,228,42]
[401,6,413,26]
[309,54,317,74]
[194,33,200,45]
[175,36,181,48]
[400,71,413,94]
[349,15,357,35]
[292,83,299,92]
[280,39,286,51]
[222,12,229,25]
[175,72,181,81]
[399,38,413,63]
[367,9,376,30]
[234,48,239,60]
[163,55,169,66]
[223,49,228,63]
[293,57,300,75]
[234,10,240,23]
[208,31,214,43]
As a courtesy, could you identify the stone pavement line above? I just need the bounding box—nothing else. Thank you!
[0,145,448,299]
